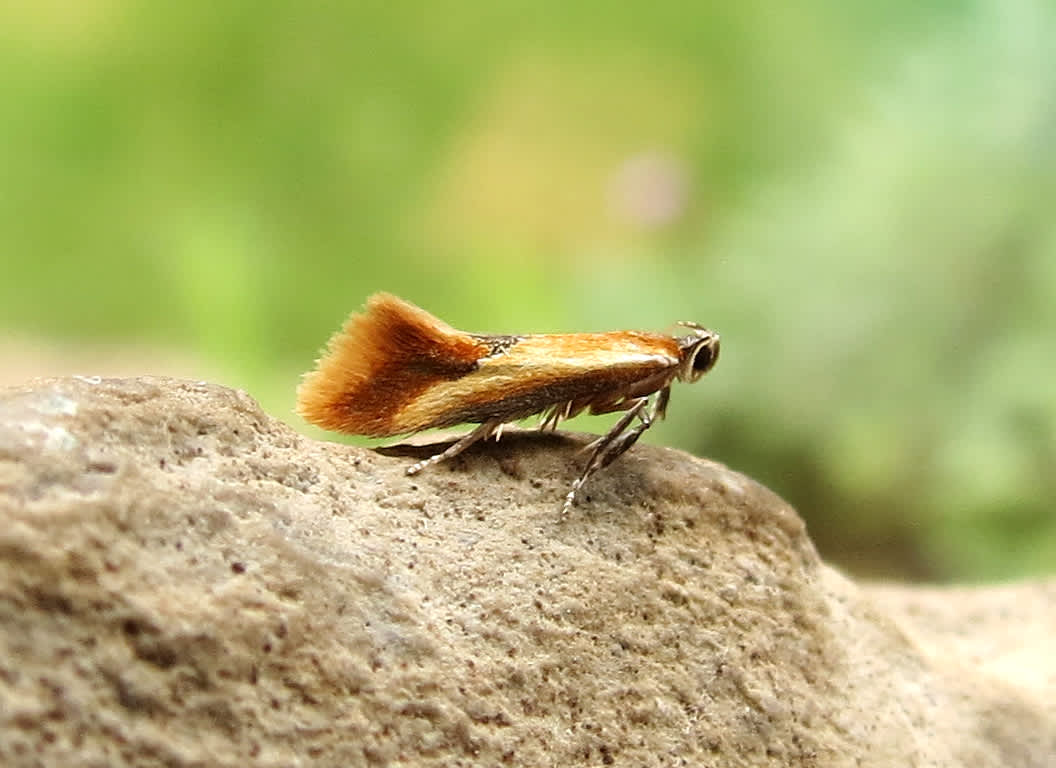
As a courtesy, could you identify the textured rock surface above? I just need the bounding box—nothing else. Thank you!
[0,376,1053,767]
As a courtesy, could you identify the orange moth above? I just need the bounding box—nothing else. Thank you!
[297,293,720,516]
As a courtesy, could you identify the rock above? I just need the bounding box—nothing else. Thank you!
[0,376,1053,767]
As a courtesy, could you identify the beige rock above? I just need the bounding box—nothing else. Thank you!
[0,376,1052,767]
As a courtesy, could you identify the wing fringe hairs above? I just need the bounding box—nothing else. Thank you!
[296,293,489,436]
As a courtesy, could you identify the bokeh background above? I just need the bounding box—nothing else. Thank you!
[3,0,1054,581]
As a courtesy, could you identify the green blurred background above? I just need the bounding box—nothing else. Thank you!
[2,0,1054,581]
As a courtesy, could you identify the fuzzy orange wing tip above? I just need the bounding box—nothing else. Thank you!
[296,294,415,435]
[296,293,489,437]
[295,341,361,435]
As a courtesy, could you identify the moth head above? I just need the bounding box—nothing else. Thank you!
[676,323,720,382]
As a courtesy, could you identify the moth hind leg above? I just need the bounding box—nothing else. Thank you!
[406,418,504,476]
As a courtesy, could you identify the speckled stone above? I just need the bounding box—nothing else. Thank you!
[0,376,1053,767]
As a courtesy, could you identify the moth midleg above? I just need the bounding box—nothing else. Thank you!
[406,418,504,476]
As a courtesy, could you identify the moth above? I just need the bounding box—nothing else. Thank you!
[297,292,719,516]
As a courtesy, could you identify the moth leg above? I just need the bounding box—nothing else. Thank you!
[588,396,647,417]
[592,387,670,471]
[579,397,648,455]
[540,400,573,431]
[650,385,671,421]
[561,387,671,518]
[406,418,503,476]
[561,399,648,518]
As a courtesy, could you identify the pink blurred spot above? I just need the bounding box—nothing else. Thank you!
[608,151,690,229]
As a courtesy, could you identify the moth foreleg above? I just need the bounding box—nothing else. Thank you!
[560,387,671,519]
[651,386,671,422]
[406,418,503,476]
[589,388,668,471]
[579,397,648,455]
[561,399,649,519]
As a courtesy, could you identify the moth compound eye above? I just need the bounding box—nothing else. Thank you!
[691,335,719,376]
